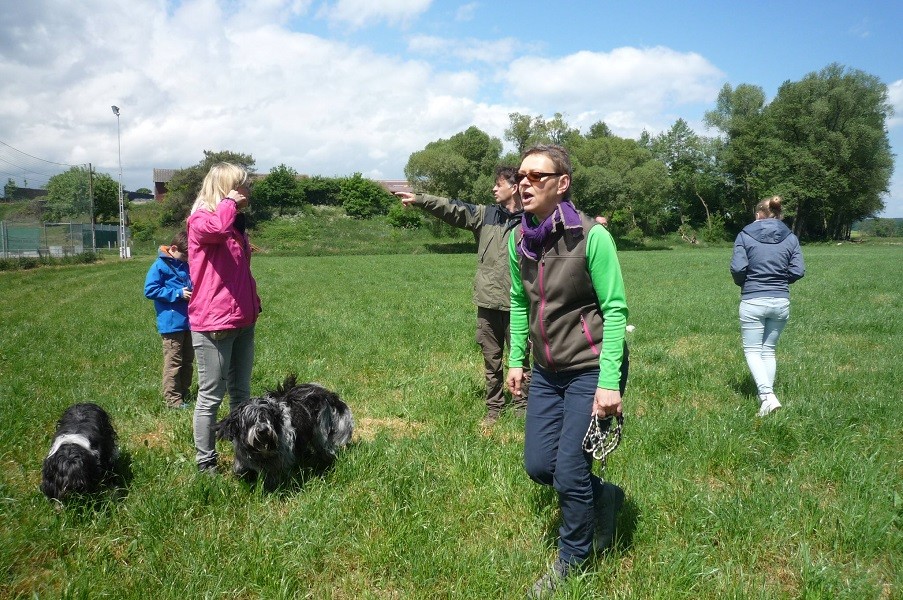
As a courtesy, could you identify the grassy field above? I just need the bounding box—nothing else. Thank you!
[0,244,900,599]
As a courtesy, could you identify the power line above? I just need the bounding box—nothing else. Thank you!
[0,139,80,168]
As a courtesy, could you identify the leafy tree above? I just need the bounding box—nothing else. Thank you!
[650,119,727,231]
[161,150,256,225]
[505,112,538,155]
[91,171,120,223]
[340,173,394,219]
[587,121,614,139]
[404,126,502,203]
[135,187,152,195]
[706,66,893,240]
[570,135,672,234]
[763,64,893,239]
[545,112,581,146]
[3,178,17,199]
[253,164,303,217]
[45,166,92,220]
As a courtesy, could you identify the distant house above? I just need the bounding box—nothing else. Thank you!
[127,190,155,204]
[153,168,176,201]
[377,180,413,195]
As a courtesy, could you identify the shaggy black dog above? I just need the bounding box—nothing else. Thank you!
[214,374,353,487]
[41,403,119,502]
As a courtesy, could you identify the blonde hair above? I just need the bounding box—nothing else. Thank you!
[190,162,249,214]
[755,195,783,219]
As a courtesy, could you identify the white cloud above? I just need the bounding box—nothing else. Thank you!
[455,2,479,22]
[318,0,432,30]
[408,34,517,65]
[503,47,724,137]
[0,1,726,191]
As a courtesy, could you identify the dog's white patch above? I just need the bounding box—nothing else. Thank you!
[47,433,93,458]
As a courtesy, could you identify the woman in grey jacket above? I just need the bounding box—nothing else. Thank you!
[730,195,805,416]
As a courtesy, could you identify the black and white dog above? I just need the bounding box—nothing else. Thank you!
[214,374,353,487]
[41,403,119,502]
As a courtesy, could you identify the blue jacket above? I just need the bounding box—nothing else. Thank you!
[144,250,192,334]
[730,218,805,299]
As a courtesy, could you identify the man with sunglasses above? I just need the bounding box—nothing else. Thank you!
[396,166,531,427]
[506,144,629,597]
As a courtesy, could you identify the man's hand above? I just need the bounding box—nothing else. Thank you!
[394,192,416,207]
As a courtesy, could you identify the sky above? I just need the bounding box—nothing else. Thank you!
[1,0,901,216]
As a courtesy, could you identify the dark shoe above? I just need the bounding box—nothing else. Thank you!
[528,556,574,598]
[197,461,217,476]
[594,482,625,553]
[481,411,500,427]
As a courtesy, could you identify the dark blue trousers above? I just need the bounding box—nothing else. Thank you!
[524,361,627,563]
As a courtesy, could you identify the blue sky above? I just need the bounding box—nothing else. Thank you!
[1,0,901,215]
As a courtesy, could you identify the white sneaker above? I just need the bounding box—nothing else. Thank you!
[757,393,782,417]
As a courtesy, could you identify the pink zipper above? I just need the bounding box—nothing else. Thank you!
[581,314,600,355]
[538,259,556,370]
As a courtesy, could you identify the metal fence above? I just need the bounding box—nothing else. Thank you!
[0,222,128,258]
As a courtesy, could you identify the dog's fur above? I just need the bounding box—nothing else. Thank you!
[214,374,353,487]
[41,403,119,502]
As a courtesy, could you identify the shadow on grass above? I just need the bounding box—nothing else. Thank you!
[532,481,640,556]
[425,241,477,254]
[729,374,759,400]
[224,444,357,497]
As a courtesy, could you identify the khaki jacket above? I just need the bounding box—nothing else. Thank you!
[414,194,522,310]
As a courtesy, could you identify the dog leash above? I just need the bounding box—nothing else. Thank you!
[582,414,623,473]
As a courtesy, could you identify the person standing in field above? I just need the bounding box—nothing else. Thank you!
[143,230,194,409]
[187,162,261,474]
[396,166,530,426]
[730,195,805,416]
[505,144,629,597]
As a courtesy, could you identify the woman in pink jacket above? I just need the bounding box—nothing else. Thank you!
[187,162,261,474]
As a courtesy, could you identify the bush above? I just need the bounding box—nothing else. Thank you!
[701,213,727,243]
[340,174,393,219]
[386,203,423,229]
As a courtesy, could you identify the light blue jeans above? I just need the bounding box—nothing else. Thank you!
[739,298,790,396]
[192,325,255,467]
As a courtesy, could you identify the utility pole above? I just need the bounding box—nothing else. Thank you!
[112,105,129,258]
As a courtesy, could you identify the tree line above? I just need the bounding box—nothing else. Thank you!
[406,63,894,241]
[29,63,893,242]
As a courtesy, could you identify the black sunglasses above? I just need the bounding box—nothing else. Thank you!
[515,171,562,185]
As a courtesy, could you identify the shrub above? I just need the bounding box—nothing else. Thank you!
[386,203,423,229]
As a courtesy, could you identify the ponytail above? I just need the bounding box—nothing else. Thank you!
[755,195,783,219]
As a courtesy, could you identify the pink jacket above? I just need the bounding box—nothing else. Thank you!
[187,199,261,332]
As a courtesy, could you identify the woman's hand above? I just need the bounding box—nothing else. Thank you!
[226,190,249,209]
[507,367,525,398]
[593,388,622,418]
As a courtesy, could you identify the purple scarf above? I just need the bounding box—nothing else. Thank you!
[517,200,583,261]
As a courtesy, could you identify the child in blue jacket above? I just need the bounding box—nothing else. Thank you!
[144,230,194,409]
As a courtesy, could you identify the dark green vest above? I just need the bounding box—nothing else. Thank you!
[516,212,604,372]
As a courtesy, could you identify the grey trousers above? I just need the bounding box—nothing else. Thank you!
[191,325,255,467]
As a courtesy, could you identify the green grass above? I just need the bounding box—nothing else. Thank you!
[0,245,900,599]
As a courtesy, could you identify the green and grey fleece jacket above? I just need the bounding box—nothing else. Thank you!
[412,194,523,311]
[508,212,628,391]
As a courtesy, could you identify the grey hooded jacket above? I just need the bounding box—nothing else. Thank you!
[730,218,805,299]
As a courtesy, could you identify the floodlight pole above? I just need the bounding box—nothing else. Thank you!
[112,105,128,259]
